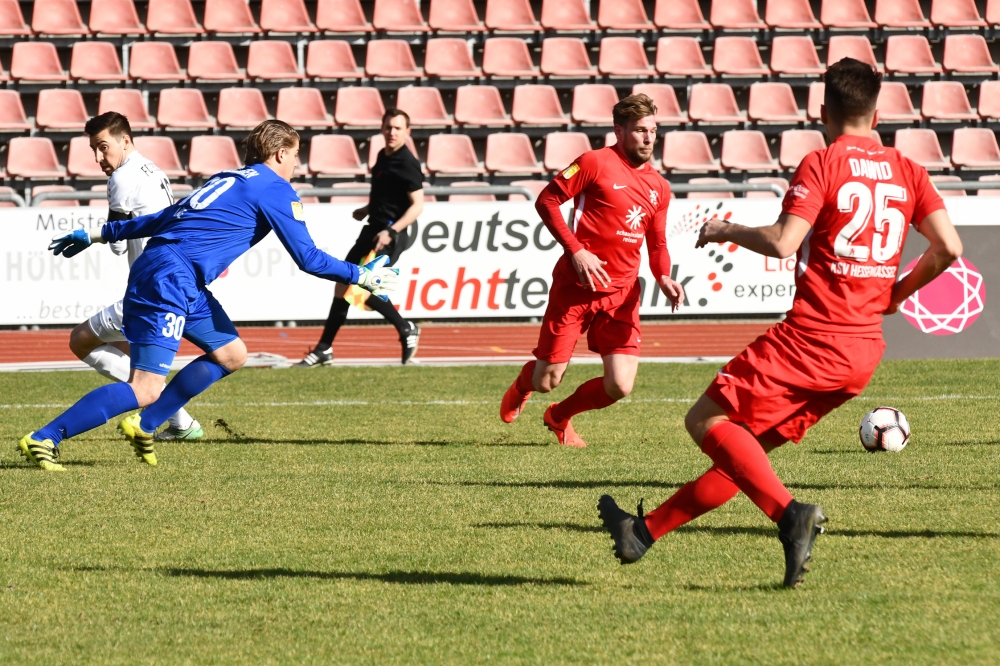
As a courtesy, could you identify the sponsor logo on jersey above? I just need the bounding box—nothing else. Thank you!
[562,163,580,179]
[787,184,810,200]
[625,205,645,230]
[291,201,305,221]
[649,189,658,205]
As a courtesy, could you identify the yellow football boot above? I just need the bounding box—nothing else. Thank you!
[18,433,66,472]
[118,414,158,466]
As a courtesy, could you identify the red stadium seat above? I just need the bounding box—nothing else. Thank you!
[316,0,372,32]
[33,185,79,206]
[291,182,319,204]
[598,0,653,30]
[654,0,709,29]
[721,130,778,171]
[662,131,720,172]
[710,0,764,28]
[306,40,363,79]
[604,132,617,147]
[217,88,271,129]
[373,0,429,32]
[129,42,186,81]
[189,136,241,176]
[599,37,653,77]
[511,84,569,126]
[770,36,824,77]
[146,0,204,34]
[807,82,824,121]
[308,134,366,175]
[943,35,999,74]
[426,134,483,174]
[827,36,881,71]
[334,86,386,128]
[870,129,883,145]
[11,43,68,82]
[930,176,965,197]
[68,136,106,178]
[133,136,188,177]
[485,133,543,174]
[571,84,618,125]
[893,129,950,169]
[978,81,1000,120]
[655,37,712,77]
[366,133,419,168]
[396,86,453,127]
[766,0,821,28]
[876,82,919,122]
[686,177,733,199]
[157,88,217,129]
[930,0,985,27]
[746,176,789,198]
[885,35,942,75]
[821,0,877,27]
[543,132,592,171]
[366,40,423,78]
[188,41,243,80]
[977,175,1000,197]
[425,38,481,78]
[6,138,64,178]
[485,0,539,31]
[688,83,746,124]
[36,89,88,130]
[540,37,596,78]
[779,129,825,169]
[247,41,303,80]
[31,0,88,35]
[0,0,31,35]
[482,37,538,78]
[98,89,155,129]
[204,0,261,34]
[874,0,930,27]
[713,36,769,77]
[447,181,494,202]
[327,181,369,204]
[540,0,596,31]
[951,128,1000,169]
[989,0,1000,26]
[70,42,126,82]
[261,0,317,33]
[0,91,29,130]
[454,85,512,126]
[508,179,548,200]
[429,0,484,31]
[921,82,977,122]
[747,82,804,123]
[632,83,687,124]
[90,0,147,34]
[276,87,333,127]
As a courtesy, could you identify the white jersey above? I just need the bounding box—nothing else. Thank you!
[107,150,174,266]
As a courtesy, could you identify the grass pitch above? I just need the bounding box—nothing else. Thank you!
[1,359,999,664]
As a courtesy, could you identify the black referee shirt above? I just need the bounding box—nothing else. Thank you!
[368,145,423,227]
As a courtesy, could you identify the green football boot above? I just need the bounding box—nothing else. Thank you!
[154,420,205,442]
[18,433,66,472]
[118,414,158,466]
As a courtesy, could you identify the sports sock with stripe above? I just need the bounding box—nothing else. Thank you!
[700,420,793,523]
[82,344,131,383]
[643,466,740,540]
[35,382,140,446]
[550,377,617,423]
[514,360,536,394]
[140,357,231,432]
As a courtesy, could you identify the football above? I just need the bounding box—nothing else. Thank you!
[859,407,911,452]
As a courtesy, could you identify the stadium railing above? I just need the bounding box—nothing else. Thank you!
[0,191,28,207]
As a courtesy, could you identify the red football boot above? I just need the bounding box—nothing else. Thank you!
[543,403,587,448]
[500,382,531,423]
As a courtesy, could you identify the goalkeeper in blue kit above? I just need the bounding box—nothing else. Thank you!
[20,120,397,471]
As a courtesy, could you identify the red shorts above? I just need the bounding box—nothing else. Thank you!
[533,273,641,364]
[705,321,885,445]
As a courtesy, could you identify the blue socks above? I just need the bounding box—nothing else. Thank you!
[35,382,140,446]
[140,357,231,432]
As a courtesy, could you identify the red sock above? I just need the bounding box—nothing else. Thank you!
[643,466,739,540]
[551,377,617,422]
[514,360,536,394]
[701,420,793,522]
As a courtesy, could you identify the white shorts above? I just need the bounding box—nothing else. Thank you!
[87,300,127,343]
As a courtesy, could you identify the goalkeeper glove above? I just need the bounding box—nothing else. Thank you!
[356,254,399,302]
[49,229,94,258]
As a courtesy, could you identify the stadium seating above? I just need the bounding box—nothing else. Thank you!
[656,37,712,77]
[129,42,186,81]
[7,138,65,179]
[598,0,652,30]
[885,35,942,75]
[931,176,965,197]
[950,128,1000,169]
[710,0,765,29]
[11,43,67,82]
[688,84,746,124]
[821,0,877,28]
[511,85,569,126]
[98,89,155,129]
[721,131,778,171]
[746,176,789,198]
[454,85,512,126]
[146,0,204,34]
[943,35,999,74]
[429,0,485,32]
[540,37,596,78]
[827,36,881,71]
[747,82,804,123]
[779,130,826,169]
[875,0,930,27]
[426,134,483,174]
[870,129,884,145]
[508,179,548,201]
[876,82,920,122]
[894,129,950,169]
[203,0,261,34]
[930,0,985,27]
[987,0,1000,26]
[483,38,538,78]
[334,87,386,128]
[540,0,596,31]
[33,185,80,206]
[373,0,429,32]
[978,81,1000,121]
[306,41,364,79]
[189,136,241,176]
[396,86,453,127]
[36,89,89,130]
[366,40,423,78]
[713,37,769,77]
[260,0,316,33]
[217,88,271,129]
[188,42,243,81]
[484,0,538,31]
[686,178,733,199]
[366,133,420,168]
[921,82,977,122]
[807,82,824,121]
[67,136,106,178]
[326,181,369,204]
[32,0,88,35]
[598,37,653,78]
[661,131,720,172]
[276,87,334,128]
[654,0,709,29]
[0,91,31,131]
[448,181,494,202]
[543,132,591,171]
[316,0,372,32]
[90,0,147,34]
[425,39,481,78]
[133,136,188,177]
[485,133,544,175]
[157,88,217,129]
[70,42,127,82]
[765,0,821,29]
[248,41,304,81]
[770,37,825,77]
[292,182,319,203]
[308,134,367,175]
[977,175,1000,197]
[0,0,31,35]
[571,84,618,125]
[632,84,687,124]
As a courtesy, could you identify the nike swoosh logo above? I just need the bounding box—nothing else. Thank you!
[613,184,627,189]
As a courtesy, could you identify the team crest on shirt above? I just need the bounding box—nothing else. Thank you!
[649,189,658,206]
[291,201,305,221]
[625,205,645,230]
[562,163,580,179]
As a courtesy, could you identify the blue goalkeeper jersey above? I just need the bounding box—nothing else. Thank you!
[101,163,359,288]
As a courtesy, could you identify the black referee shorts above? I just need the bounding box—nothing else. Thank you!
[344,223,410,267]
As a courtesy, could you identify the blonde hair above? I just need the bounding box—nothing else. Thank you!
[243,120,300,165]
[612,94,658,127]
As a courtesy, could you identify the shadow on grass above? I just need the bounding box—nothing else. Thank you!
[428,480,686,490]
[942,439,1000,447]
[787,482,999,491]
[683,582,785,592]
[223,437,452,447]
[162,567,586,587]
[474,521,603,534]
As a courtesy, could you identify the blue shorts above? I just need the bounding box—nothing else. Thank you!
[122,243,239,375]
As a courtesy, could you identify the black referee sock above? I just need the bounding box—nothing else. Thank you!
[365,295,409,336]
[318,299,351,349]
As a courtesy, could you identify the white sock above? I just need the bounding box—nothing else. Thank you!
[167,408,195,431]
[82,344,131,383]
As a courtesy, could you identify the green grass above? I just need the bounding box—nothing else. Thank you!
[1,360,999,664]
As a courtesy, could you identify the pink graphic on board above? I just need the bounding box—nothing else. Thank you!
[899,257,985,336]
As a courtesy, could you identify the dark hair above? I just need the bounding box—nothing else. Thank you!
[613,93,657,127]
[382,108,411,128]
[244,119,299,165]
[84,112,132,140]
[824,58,882,123]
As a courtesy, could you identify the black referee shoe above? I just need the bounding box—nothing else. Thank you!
[778,500,827,588]
[296,347,334,367]
[598,495,655,564]
[400,322,420,365]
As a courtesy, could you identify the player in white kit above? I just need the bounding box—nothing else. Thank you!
[67,112,203,440]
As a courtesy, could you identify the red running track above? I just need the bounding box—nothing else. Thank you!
[0,321,774,365]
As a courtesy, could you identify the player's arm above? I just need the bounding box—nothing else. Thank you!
[262,193,359,284]
[374,188,424,253]
[645,189,684,310]
[885,209,963,314]
[49,204,178,258]
[698,213,812,259]
[106,209,133,256]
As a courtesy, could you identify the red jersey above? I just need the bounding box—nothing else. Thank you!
[536,146,672,292]
[781,134,945,337]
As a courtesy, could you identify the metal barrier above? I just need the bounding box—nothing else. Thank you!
[27,190,107,206]
[0,191,27,207]
[297,185,538,200]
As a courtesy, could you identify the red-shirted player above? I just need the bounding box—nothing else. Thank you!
[499,94,685,447]
[598,59,964,588]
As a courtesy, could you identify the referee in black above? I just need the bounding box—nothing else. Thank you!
[299,109,425,366]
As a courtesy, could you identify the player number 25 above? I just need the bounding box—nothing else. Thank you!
[835,182,907,264]
[161,313,186,341]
